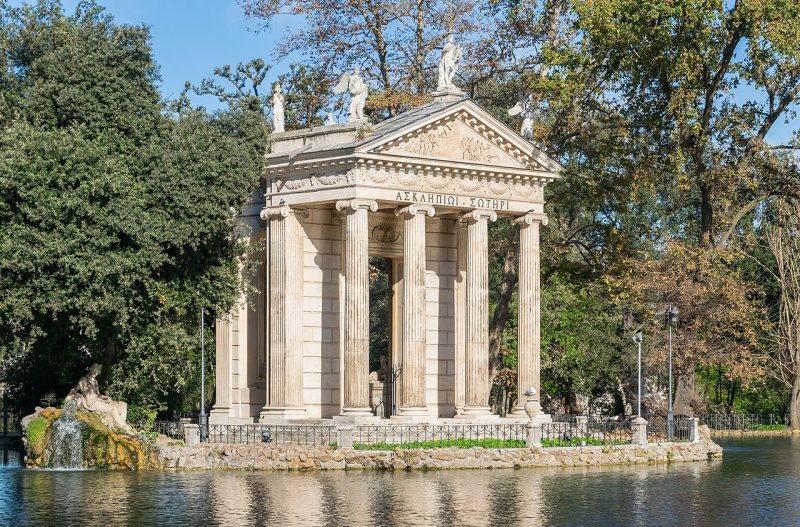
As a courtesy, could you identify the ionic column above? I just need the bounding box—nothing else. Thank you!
[454,220,467,415]
[459,209,497,417]
[514,212,548,412]
[209,315,231,424]
[260,205,307,420]
[395,204,435,416]
[336,199,378,416]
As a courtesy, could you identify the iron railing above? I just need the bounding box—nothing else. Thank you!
[153,420,186,440]
[352,423,527,448]
[203,424,337,445]
[698,413,787,431]
[645,416,694,442]
[541,420,633,447]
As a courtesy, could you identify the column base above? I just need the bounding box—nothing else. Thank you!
[259,406,308,423]
[209,407,231,425]
[503,412,552,424]
[338,407,374,418]
[332,414,383,424]
[391,408,433,422]
[454,406,499,420]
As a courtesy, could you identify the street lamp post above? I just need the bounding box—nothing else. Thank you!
[632,332,643,418]
[656,305,678,440]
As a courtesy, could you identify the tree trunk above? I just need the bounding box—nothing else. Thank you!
[488,228,520,382]
[672,372,697,417]
[790,371,800,430]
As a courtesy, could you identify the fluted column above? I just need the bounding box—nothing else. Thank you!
[454,219,467,415]
[459,209,497,417]
[337,199,378,416]
[514,212,548,413]
[395,204,435,416]
[209,316,232,423]
[260,205,307,420]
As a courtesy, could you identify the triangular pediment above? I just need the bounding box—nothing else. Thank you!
[356,100,562,174]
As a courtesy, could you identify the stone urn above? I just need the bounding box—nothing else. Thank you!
[523,387,541,421]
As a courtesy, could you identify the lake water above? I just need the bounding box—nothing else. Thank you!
[1,436,798,526]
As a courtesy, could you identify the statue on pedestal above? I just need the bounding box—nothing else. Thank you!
[436,35,463,93]
[271,84,285,133]
[67,363,132,433]
[333,68,368,121]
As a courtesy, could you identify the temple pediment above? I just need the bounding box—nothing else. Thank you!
[358,101,555,172]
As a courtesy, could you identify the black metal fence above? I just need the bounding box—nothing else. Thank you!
[205,424,337,445]
[352,424,527,448]
[698,414,788,431]
[153,420,186,440]
[542,420,633,447]
[1,405,20,435]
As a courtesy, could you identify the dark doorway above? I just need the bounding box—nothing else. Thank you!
[368,256,391,376]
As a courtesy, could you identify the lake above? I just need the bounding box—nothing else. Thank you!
[1,435,798,526]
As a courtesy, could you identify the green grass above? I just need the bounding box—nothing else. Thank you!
[541,436,628,448]
[353,438,527,450]
[745,424,786,431]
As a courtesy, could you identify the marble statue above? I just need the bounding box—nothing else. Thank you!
[271,84,285,133]
[333,68,368,121]
[437,35,463,92]
[325,111,336,126]
[508,95,535,140]
[67,363,132,433]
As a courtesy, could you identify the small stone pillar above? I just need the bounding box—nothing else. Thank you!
[576,415,588,439]
[526,422,543,448]
[337,425,354,449]
[632,417,648,445]
[184,424,200,447]
[692,417,700,443]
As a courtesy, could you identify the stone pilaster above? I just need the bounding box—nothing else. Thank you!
[394,204,435,417]
[336,199,378,416]
[260,205,308,421]
[458,209,497,417]
[454,219,467,415]
[209,315,232,423]
[513,212,547,413]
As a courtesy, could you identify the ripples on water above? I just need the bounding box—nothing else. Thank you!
[1,436,799,526]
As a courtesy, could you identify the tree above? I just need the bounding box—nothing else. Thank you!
[0,1,264,414]
[766,199,800,428]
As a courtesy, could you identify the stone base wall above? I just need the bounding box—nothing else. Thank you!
[154,440,722,471]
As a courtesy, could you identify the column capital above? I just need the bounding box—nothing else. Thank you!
[459,209,497,224]
[335,199,378,213]
[260,205,309,221]
[394,204,435,218]
[514,212,549,227]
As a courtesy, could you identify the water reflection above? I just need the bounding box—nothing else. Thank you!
[2,436,800,526]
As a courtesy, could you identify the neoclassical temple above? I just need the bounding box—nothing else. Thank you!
[210,92,562,424]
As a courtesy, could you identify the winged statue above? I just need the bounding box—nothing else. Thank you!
[333,68,368,122]
[508,95,535,140]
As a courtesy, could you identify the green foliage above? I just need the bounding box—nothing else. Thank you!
[25,417,47,451]
[0,1,265,414]
[541,277,630,413]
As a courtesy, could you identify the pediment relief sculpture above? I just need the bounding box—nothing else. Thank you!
[375,114,545,170]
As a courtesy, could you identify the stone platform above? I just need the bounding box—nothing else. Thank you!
[155,439,723,471]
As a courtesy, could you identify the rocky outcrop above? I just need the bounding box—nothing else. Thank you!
[22,405,160,470]
[153,439,723,471]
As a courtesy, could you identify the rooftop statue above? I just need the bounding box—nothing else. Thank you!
[271,84,285,133]
[437,35,463,92]
[333,68,368,122]
[508,95,535,140]
[67,363,133,433]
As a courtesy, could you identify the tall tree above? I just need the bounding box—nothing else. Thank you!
[0,1,264,413]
